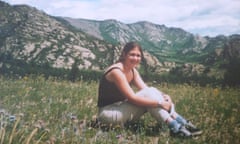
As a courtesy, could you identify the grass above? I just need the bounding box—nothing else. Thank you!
[0,76,239,144]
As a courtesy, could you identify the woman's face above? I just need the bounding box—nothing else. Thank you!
[124,47,142,67]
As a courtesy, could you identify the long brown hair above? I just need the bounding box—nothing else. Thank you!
[118,42,144,62]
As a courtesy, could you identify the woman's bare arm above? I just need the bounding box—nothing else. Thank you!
[132,68,147,90]
[108,69,171,108]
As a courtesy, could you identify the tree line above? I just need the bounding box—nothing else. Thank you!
[0,53,239,87]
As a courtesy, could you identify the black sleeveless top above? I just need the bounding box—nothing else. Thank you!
[97,67,134,107]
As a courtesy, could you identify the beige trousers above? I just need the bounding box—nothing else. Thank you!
[98,87,174,126]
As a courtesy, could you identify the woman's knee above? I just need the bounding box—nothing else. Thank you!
[142,87,164,101]
[149,87,163,95]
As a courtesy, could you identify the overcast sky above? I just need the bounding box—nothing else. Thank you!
[3,0,240,37]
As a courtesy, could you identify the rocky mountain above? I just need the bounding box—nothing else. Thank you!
[0,1,117,71]
[0,1,240,84]
[0,1,162,73]
[64,17,240,78]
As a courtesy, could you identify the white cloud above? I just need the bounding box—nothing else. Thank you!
[3,0,240,37]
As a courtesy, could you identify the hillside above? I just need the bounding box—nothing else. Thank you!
[64,18,208,63]
[0,1,240,85]
[64,17,240,78]
[0,1,119,71]
[0,1,163,74]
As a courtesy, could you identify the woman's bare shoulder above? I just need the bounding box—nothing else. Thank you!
[105,63,123,72]
[104,63,125,82]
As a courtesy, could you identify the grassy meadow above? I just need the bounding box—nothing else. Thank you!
[0,76,239,144]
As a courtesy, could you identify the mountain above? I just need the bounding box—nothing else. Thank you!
[64,17,240,78]
[1,1,240,85]
[63,17,208,61]
[0,1,121,71]
[0,1,162,73]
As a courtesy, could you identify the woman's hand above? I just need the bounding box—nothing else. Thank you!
[163,94,173,104]
[160,101,172,111]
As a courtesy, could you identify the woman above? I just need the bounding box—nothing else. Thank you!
[97,42,202,137]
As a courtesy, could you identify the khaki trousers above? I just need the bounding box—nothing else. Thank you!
[98,87,175,126]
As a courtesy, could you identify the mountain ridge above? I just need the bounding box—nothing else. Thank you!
[63,17,240,79]
[1,1,240,84]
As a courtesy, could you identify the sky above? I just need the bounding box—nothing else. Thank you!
[3,0,240,37]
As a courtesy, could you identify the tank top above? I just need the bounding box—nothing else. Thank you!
[97,67,134,107]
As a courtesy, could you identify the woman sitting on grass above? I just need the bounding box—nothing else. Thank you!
[97,41,202,137]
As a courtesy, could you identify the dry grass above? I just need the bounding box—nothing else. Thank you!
[0,76,239,144]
